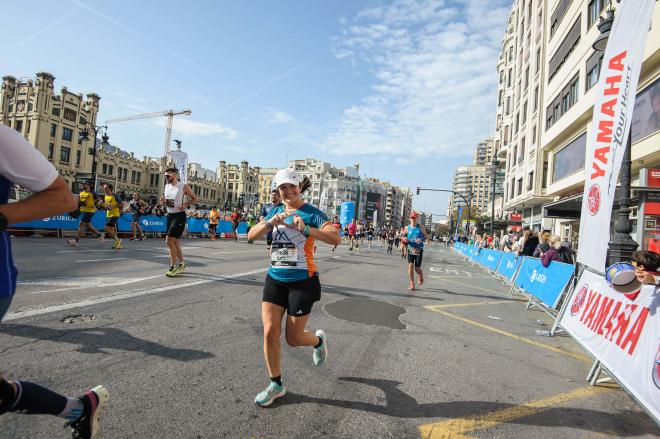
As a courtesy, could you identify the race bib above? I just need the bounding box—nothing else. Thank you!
[271,243,298,267]
[165,199,175,208]
[409,247,421,255]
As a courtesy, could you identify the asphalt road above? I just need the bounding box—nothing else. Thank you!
[0,236,658,438]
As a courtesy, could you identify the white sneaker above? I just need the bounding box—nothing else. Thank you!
[313,330,327,366]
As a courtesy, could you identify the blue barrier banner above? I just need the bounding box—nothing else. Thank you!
[137,216,167,232]
[496,252,523,281]
[513,257,575,308]
[469,246,481,260]
[187,218,209,234]
[481,249,503,271]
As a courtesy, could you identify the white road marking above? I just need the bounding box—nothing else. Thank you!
[23,275,164,295]
[430,266,473,277]
[75,257,128,263]
[5,268,269,321]
[208,250,265,255]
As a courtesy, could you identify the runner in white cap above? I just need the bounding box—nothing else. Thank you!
[247,168,341,407]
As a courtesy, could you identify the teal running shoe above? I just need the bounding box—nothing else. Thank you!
[254,382,286,407]
[313,330,327,366]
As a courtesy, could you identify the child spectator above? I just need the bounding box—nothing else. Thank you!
[631,250,660,285]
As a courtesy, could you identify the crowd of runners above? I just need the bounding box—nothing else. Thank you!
[0,122,436,437]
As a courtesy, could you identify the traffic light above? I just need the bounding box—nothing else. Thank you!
[416,187,420,195]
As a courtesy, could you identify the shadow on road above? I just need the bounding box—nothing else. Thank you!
[0,324,214,362]
[278,377,658,436]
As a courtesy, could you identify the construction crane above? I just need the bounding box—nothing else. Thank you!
[105,109,192,156]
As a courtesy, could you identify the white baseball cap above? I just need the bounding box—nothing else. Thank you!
[274,168,301,188]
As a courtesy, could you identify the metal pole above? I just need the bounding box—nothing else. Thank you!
[606,134,638,266]
[491,161,497,236]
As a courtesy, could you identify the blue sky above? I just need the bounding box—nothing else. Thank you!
[1,0,511,216]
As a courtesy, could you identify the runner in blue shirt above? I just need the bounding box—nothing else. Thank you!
[407,211,430,291]
[248,168,340,407]
[0,125,108,439]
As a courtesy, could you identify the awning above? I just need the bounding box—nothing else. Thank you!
[543,193,583,219]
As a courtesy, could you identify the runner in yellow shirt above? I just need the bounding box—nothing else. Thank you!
[99,183,122,249]
[67,182,103,247]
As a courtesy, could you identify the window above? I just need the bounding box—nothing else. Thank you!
[562,92,570,113]
[76,150,81,166]
[228,183,234,190]
[102,164,108,174]
[136,172,141,184]
[554,102,561,122]
[535,48,541,74]
[14,120,22,132]
[26,120,31,133]
[524,67,530,90]
[514,113,519,134]
[517,178,523,196]
[52,107,60,116]
[108,165,114,176]
[61,127,73,142]
[532,125,537,144]
[533,86,539,111]
[507,69,512,87]
[520,137,526,162]
[63,108,76,122]
[542,160,549,188]
[588,0,609,28]
[60,146,70,163]
[79,116,87,126]
[513,145,518,165]
[28,102,33,112]
[570,76,579,104]
[548,16,581,81]
[522,102,528,125]
[552,133,587,182]
[131,170,137,184]
[498,90,503,106]
[549,0,571,38]
[7,103,13,113]
[586,52,603,91]
[123,168,128,181]
[527,171,534,191]
[506,96,511,115]
[504,125,510,145]
[229,173,235,180]
[48,143,54,160]
[50,124,56,137]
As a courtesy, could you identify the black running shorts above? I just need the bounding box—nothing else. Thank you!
[407,249,423,267]
[80,212,94,224]
[105,217,118,228]
[209,223,217,232]
[167,212,187,238]
[263,274,321,316]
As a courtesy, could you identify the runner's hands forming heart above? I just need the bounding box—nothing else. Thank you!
[289,215,305,232]
[268,212,288,226]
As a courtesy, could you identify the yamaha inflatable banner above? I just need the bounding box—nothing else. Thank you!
[577,0,656,271]
[560,270,660,424]
[480,249,503,272]
[513,257,574,308]
[496,252,523,281]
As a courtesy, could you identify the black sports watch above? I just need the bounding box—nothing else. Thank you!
[0,212,7,232]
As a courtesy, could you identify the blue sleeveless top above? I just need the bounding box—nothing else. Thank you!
[0,176,17,298]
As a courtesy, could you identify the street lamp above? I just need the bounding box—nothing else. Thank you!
[416,187,472,237]
[591,5,639,266]
[78,123,110,191]
[490,157,499,236]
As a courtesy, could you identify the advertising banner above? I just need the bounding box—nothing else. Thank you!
[481,249,503,272]
[455,207,463,239]
[560,270,660,423]
[513,257,575,308]
[577,0,656,271]
[340,202,355,227]
[365,192,382,222]
[187,218,209,234]
[496,252,524,281]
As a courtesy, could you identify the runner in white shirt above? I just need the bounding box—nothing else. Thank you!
[161,167,197,277]
[0,125,108,439]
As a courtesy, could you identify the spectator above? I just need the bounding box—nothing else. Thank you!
[533,231,551,258]
[541,235,567,267]
[521,229,539,256]
[631,250,660,285]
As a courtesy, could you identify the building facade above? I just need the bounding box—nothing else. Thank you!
[217,160,260,211]
[1,72,101,190]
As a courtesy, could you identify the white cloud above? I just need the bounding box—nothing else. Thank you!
[325,0,511,159]
[151,118,239,139]
[263,108,295,125]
